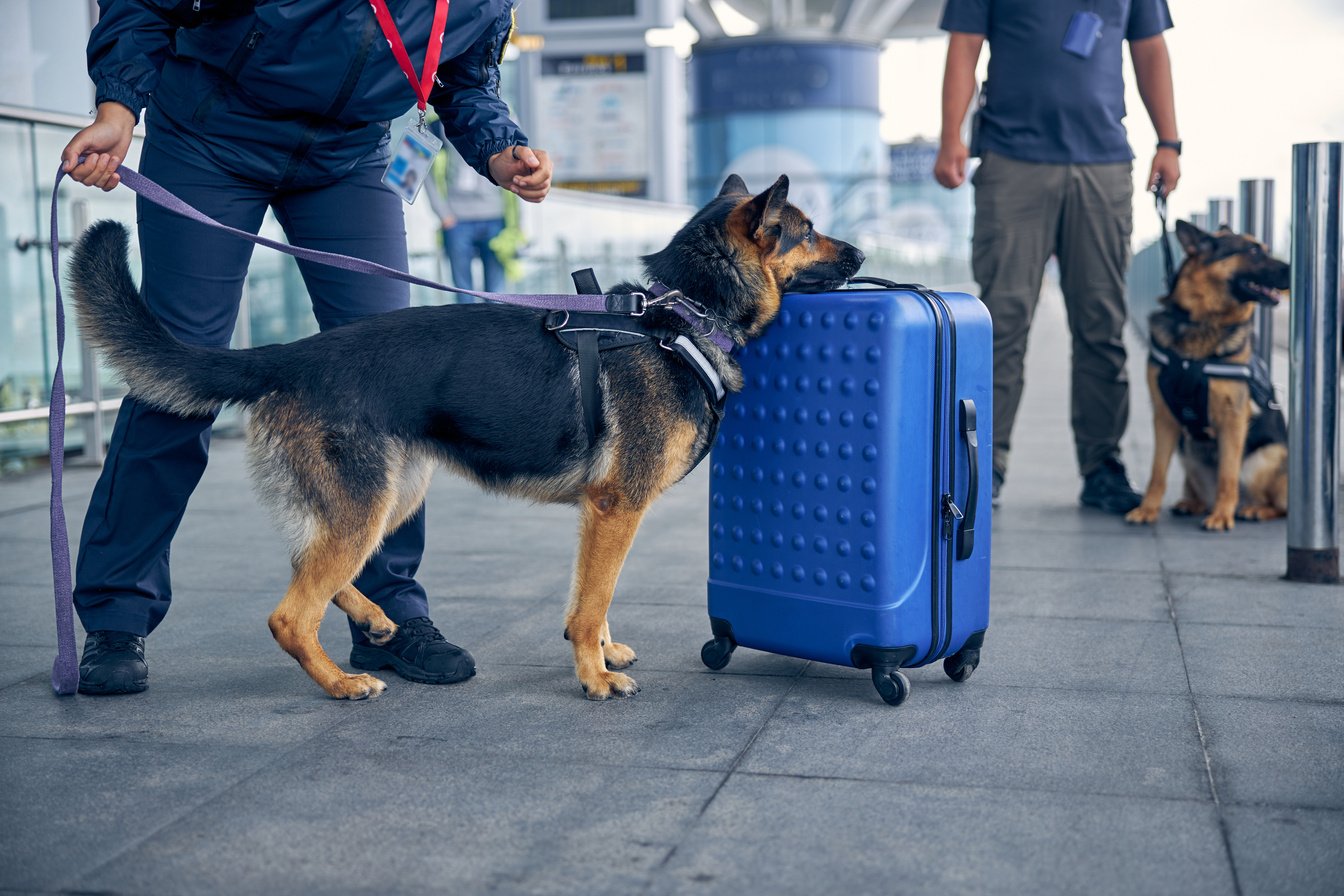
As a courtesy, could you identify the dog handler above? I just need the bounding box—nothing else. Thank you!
[934,0,1180,513]
[61,0,552,695]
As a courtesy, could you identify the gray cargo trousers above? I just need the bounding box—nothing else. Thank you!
[970,151,1134,479]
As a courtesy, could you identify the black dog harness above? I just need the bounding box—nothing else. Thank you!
[549,268,729,452]
[1148,323,1277,442]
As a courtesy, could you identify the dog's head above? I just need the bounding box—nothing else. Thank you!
[1171,220,1289,318]
[642,174,864,342]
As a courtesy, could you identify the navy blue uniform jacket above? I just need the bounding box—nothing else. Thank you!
[89,0,524,188]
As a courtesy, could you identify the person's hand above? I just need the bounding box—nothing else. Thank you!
[488,145,552,202]
[441,215,457,229]
[934,138,970,189]
[1149,147,1181,198]
[61,102,136,192]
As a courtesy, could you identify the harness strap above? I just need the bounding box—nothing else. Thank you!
[575,330,602,446]
[1154,178,1177,293]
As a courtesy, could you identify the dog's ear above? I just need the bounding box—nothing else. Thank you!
[717,174,749,198]
[748,175,791,239]
[1175,219,1215,257]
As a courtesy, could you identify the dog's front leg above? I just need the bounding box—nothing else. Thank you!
[1204,383,1251,531]
[1127,368,1181,525]
[567,485,645,700]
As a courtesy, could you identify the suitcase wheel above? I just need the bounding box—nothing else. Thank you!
[700,636,736,671]
[943,647,981,683]
[871,667,911,707]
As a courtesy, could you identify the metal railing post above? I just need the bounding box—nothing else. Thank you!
[1287,142,1342,583]
[1208,197,1234,230]
[1240,178,1277,369]
[70,199,106,466]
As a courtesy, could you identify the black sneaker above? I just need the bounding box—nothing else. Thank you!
[78,631,148,695]
[349,617,475,684]
[1080,457,1142,514]
[991,468,1004,507]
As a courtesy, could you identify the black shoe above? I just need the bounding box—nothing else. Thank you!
[1080,457,1142,514]
[78,631,148,695]
[991,468,1004,508]
[349,617,475,684]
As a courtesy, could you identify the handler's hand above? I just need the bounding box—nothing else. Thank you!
[934,138,969,189]
[1149,147,1181,198]
[489,145,552,202]
[62,102,136,192]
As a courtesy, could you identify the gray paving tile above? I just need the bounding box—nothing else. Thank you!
[1198,696,1344,810]
[0,644,51,689]
[959,616,1188,695]
[476,598,806,679]
[993,529,1161,572]
[73,735,721,896]
[1156,528,1293,578]
[1171,573,1344,630]
[373,662,792,771]
[740,678,1210,800]
[651,775,1233,896]
[1225,806,1344,896]
[1181,622,1344,702]
[0,737,288,893]
[991,567,1171,622]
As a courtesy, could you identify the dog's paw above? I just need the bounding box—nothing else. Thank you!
[1170,499,1205,517]
[579,671,640,701]
[327,673,388,700]
[361,621,397,646]
[1201,509,1236,531]
[1237,505,1284,521]
[603,641,637,670]
[1125,503,1161,525]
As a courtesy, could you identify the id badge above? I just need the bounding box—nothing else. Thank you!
[1062,10,1103,59]
[382,123,442,204]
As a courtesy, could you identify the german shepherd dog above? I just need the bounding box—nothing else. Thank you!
[69,174,864,700]
[1125,220,1289,531]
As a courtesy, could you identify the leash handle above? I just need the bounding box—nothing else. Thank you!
[48,163,78,695]
[1154,175,1176,293]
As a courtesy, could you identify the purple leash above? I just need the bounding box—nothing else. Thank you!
[46,161,735,694]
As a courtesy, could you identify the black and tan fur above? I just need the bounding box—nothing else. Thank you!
[1126,220,1289,531]
[69,174,863,700]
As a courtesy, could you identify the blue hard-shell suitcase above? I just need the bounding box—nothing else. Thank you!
[702,279,992,705]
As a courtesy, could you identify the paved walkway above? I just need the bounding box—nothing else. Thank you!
[2,286,1341,895]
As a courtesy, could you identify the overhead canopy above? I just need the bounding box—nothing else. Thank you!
[684,0,945,43]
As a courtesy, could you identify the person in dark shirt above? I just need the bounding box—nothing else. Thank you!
[934,0,1180,513]
[60,0,552,696]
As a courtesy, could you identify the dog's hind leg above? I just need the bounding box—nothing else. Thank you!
[1170,478,1208,516]
[332,586,397,645]
[327,452,434,646]
[270,492,397,700]
[1238,443,1289,521]
[566,483,646,700]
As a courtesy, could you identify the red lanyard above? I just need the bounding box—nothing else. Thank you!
[369,0,450,115]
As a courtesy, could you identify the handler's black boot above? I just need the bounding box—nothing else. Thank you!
[349,617,475,684]
[1080,457,1142,514]
[78,631,148,695]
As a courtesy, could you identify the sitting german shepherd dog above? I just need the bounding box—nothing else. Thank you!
[1126,220,1289,531]
[70,174,864,700]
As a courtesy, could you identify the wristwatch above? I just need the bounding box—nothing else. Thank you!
[1157,139,1182,155]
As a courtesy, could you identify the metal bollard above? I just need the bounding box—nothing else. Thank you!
[1240,179,1277,369]
[1208,197,1234,230]
[1287,142,1342,583]
[71,199,106,466]
[1190,211,1211,232]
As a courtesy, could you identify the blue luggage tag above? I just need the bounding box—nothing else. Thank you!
[382,123,441,204]
[1062,10,1103,59]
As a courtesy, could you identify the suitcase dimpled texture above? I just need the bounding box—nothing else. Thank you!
[703,283,992,705]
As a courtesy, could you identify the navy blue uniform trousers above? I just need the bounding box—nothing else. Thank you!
[73,121,429,642]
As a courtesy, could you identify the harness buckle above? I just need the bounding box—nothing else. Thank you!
[545,310,570,331]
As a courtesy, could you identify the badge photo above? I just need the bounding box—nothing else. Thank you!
[382,125,442,204]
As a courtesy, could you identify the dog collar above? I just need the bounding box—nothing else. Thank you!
[648,282,737,353]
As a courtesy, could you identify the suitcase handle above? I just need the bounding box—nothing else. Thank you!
[957,399,979,561]
[844,276,931,291]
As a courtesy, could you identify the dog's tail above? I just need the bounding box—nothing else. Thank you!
[69,220,280,416]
